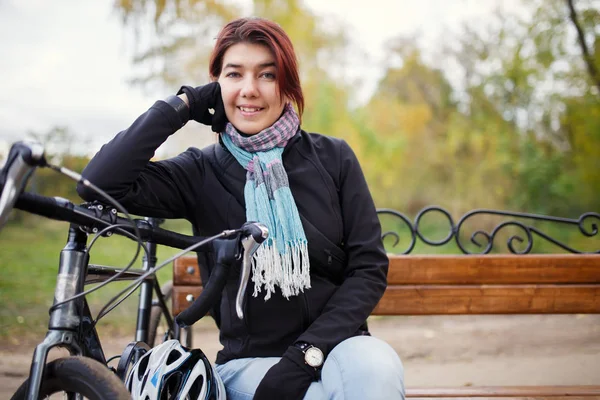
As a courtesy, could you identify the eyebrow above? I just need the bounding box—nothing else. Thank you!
[223,62,276,69]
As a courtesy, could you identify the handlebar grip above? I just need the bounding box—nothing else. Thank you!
[0,141,46,230]
[175,237,240,327]
[15,192,74,220]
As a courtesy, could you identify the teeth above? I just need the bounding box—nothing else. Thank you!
[240,107,261,112]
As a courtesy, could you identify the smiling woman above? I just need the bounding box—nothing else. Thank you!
[217,42,287,135]
[78,16,404,400]
[207,17,304,135]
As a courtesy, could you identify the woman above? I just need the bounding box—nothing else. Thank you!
[79,17,404,400]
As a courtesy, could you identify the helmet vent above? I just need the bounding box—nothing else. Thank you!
[161,371,183,399]
[189,375,205,397]
[137,354,150,381]
[166,350,182,365]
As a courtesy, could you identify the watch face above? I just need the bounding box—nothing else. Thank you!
[305,347,324,368]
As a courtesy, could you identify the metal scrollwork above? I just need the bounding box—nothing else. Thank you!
[377,208,416,254]
[376,206,600,254]
[414,206,455,246]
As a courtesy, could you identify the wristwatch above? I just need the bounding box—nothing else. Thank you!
[294,341,324,368]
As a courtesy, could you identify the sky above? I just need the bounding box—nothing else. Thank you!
[0,0,522,157]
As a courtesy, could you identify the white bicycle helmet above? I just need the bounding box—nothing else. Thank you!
[126,339,225,400]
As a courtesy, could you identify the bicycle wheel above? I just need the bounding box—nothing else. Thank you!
[148,280,193,347]
[11,356,130,400]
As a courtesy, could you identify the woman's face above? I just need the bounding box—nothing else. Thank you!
[217,42,286,135]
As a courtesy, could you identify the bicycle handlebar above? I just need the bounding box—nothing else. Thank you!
[0,141,269,326]
[0,141,220,250]
[14,189,216,250]
[0,141,45,230]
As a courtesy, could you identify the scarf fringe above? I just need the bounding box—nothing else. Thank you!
[251,240,311,300]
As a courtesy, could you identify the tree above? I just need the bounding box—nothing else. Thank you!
[442,0,600,215]
[354,40,461,212]
[25,126,90,202]
[567,0,600,92]
[113,0,350,90]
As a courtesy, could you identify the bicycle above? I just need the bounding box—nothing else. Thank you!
[0,140,268,399]
[88,216,193,349]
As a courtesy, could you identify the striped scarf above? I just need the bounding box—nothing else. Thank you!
[221,103,310,300]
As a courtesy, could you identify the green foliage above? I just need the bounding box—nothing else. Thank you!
[357,0,600,216]
[0,218,187,339]
[508,137,574,216]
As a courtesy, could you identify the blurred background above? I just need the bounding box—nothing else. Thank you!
[0,0,600,216]
[0,0,599,385]
[1,0,598,218]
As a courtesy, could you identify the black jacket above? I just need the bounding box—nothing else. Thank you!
[78,100,389,364]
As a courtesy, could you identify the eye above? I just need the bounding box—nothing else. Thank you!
[225,71,241,78]
[260,72,276,80]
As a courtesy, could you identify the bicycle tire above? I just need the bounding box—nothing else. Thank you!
[10,356,130,400]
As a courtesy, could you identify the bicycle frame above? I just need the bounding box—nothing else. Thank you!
[25,219,171,399]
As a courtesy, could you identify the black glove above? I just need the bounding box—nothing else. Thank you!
[177,82,227,132]
[253,346,319,400]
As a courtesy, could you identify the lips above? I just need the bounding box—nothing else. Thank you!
[237,105,264,117]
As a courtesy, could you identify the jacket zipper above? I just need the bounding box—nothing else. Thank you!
[324,248,345,266]
[300,292,310,330]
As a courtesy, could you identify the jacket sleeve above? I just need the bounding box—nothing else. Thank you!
[296,139,388,356]
[77,100,204,219]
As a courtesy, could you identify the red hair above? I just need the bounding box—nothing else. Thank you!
[209,17,304,119]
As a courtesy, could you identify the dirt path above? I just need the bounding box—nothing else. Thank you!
[1,314,599,397]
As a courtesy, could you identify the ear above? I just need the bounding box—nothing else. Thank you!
[210,75,218,82]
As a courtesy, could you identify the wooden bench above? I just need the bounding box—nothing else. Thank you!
[172,208,600,399]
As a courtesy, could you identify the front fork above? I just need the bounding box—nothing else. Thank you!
[26,224,104,400]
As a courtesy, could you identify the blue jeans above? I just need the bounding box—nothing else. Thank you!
[215,336,405,400]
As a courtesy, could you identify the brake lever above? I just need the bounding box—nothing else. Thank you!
[235,222,268,320]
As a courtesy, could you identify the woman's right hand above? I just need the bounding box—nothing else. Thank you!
[177,82,228,132]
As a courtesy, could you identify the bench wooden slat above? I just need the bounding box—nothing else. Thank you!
[406,386,600,397]
[408,397,597,399]
[374,284,600,315]
[173,284,600,316]
[407,395,599,400]
[173,286,203,315]
[408,398,597,400]
[387,255,600,285]
[173,254,600,286]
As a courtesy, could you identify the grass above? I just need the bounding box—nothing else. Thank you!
[0,216,193,342]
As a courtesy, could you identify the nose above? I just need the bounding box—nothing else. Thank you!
[240,77,258,98]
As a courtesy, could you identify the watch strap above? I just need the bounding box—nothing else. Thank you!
[294,341,311,352]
